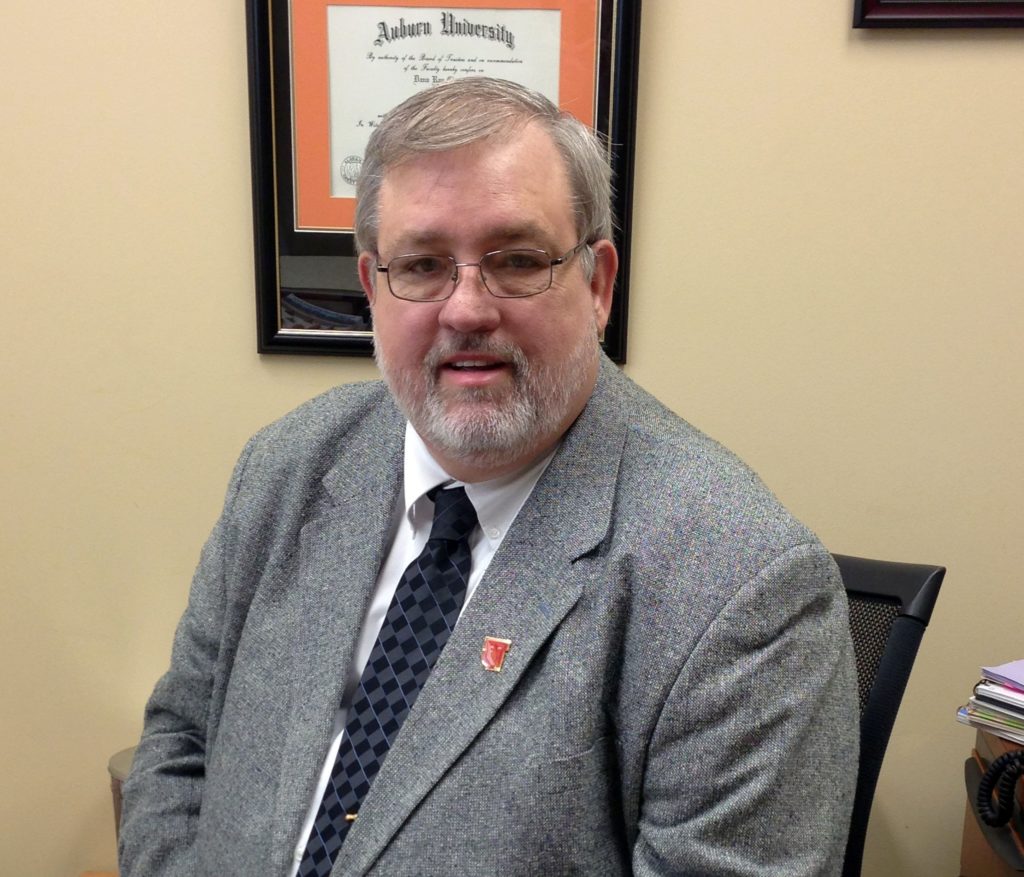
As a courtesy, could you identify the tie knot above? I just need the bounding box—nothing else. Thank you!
[428,486,478,542]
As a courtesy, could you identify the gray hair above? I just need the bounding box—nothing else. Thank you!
[354,77,614,276]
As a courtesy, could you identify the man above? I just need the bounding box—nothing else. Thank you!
[120,77,858,876]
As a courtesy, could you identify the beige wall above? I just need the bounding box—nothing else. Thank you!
[2,2,1021,874]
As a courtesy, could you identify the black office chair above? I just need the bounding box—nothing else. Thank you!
[832,553,945,877]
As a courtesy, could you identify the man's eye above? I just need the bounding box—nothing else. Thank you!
[490,251,548,272]
[399,257,448,276]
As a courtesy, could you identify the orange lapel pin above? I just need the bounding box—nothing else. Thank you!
[481,636,512,672]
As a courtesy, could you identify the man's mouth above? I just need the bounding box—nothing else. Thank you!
[436,352,514,389]
[445,360,504,371]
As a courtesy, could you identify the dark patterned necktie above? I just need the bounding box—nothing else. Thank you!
[298,486,478,877]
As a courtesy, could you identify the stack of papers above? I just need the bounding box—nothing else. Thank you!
[957,659,1024,745]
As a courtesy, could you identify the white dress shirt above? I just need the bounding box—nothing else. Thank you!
[288,422,554,873]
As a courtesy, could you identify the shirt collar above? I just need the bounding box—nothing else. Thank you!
[402,422,556,545]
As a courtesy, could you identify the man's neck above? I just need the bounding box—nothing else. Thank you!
[423,436,561,484]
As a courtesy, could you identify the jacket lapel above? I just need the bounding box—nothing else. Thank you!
[336,358,631,875]
[269,399,405,865]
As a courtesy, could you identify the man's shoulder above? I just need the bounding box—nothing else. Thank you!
[228,379,402,497]
[596,361,818,554]
[249,378,398,451]
[584,364,839,656]
[595,360,765,486]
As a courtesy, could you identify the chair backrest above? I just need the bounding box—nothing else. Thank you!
[832,553,945,877]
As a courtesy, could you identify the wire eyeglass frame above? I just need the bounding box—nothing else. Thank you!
[376,241,590,302]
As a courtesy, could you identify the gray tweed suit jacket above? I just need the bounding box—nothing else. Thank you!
[119,355,858,876]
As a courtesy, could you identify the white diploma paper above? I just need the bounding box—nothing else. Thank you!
[325,6,561,198]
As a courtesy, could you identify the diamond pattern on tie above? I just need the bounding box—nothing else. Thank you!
[298,486,477,877]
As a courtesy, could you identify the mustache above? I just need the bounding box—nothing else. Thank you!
[423,335,529,374]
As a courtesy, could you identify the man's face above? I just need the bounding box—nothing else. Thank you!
[359,122,617,482]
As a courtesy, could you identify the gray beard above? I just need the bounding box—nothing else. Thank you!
[375,327,599,472]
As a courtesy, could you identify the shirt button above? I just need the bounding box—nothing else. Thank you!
[486,526,501,540]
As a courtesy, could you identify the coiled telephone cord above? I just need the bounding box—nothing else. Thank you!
[977,750,1024,827]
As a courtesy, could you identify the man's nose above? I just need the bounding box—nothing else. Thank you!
[438,264,501,333]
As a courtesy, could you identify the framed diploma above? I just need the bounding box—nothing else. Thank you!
[854,0,1024,27]
[246,0,642,361]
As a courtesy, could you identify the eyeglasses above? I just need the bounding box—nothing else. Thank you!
[376,241,589,302]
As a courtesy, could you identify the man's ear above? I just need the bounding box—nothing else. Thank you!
[588,239,618,336]
[358,252,378,305]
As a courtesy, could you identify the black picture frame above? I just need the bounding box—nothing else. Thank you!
[854,0,1024,27]
[245,0,642,362]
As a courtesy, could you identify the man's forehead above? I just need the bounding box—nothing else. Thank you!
[375,129,576,253]
[385,220,561,252]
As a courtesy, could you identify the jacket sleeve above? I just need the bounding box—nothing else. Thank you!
[632,543,859,877]
[117,442,253,876]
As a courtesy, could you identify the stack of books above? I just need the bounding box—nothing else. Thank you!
[957,659,1024,745]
